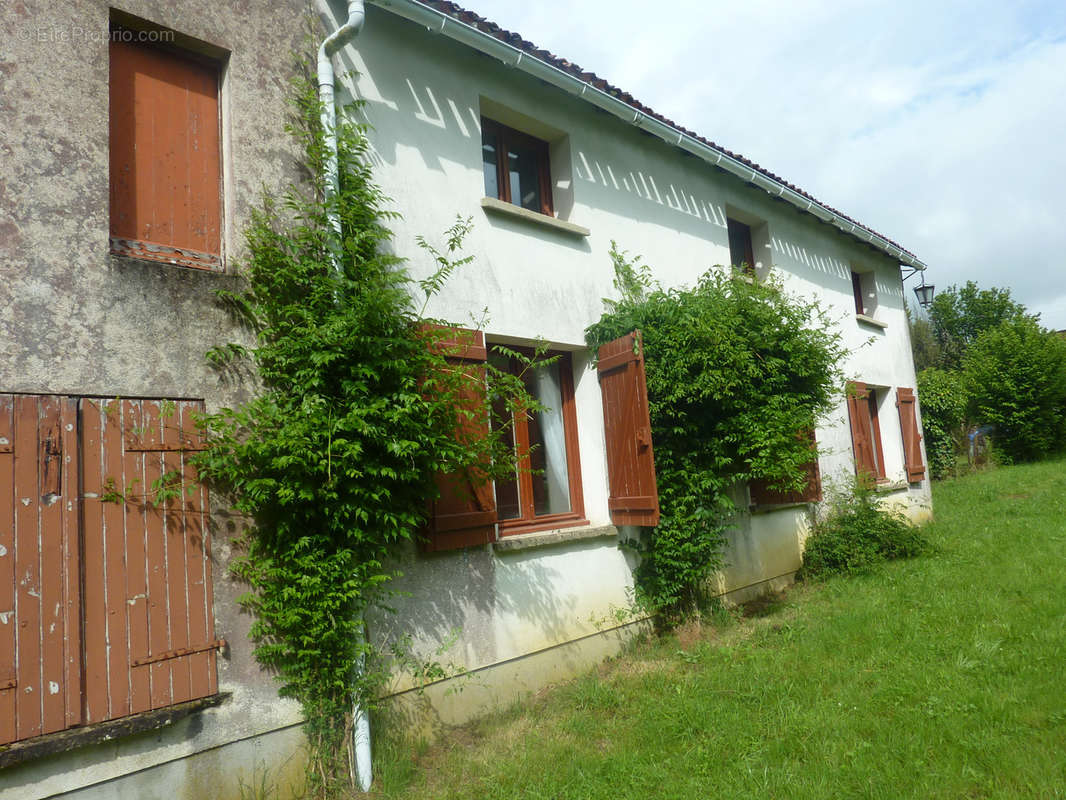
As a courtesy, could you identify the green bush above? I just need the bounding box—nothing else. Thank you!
[586,245,845,613]
[916,367,967,479]
[801,484,928,579]
[962,317,1066,463]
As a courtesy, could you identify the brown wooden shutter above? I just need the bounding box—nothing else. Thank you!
[0,395,83,745]
[896,387,926,483]
[80,398,219,724]
[422,327,498,551]
[109,38,222,269]
[597,331,660,527]
[846,381,877,484]
[749,430,823,505]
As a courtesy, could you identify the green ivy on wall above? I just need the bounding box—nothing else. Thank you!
[586,244,846,615]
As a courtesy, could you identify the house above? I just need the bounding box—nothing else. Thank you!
[0,0,930,797]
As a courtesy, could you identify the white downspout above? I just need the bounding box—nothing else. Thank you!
[318,0,366,276]
[317,2,373,793]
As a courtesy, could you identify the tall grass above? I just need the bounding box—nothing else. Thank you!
[373,461,1066,799]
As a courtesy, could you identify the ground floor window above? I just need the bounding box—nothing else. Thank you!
[490,347,587,535]
[846,382,887,484]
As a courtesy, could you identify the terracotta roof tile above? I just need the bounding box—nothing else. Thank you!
[413,0,917,260]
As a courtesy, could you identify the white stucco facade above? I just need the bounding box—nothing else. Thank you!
[336,0,932,709]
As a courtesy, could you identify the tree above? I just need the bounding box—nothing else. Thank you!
[907,305,941,372]
[962,317,1066,463]
[928,280,1034,369]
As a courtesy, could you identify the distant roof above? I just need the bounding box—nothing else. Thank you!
[376,0,924,269]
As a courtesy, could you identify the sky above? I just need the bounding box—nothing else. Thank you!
[458,0,1066,328]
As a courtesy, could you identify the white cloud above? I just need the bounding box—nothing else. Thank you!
[461,0,1066,325]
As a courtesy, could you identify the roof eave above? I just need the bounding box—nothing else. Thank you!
[371,0,926,271]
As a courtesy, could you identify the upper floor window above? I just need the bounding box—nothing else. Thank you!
[727,217,756,275]
[851,269,878,317]
[481,118,553,217]
[109,32,223,270]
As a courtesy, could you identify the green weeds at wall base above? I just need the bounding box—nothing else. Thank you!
[800,481,929,579]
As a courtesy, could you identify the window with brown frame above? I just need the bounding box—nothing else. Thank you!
[481,118,554,216]
[489,347,586,535]
[846,382,887,485]
[851,269,877,317]
[727,217,756,275]
[109,31,223,270]
[851,271,865,314]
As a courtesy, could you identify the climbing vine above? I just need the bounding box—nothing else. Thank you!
[194,57,531,797]
[586,244,846,615]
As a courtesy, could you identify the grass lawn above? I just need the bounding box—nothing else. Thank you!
[372,460,1066,799]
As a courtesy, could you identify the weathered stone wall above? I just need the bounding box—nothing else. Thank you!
[1,3,313,797]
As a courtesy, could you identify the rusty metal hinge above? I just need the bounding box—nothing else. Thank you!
[131,639,226,668]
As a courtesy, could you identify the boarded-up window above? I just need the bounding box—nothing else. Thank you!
[0,395,219,746]
[846,382,887,485]
[422,328,498,551]
[109,35,222,270]
[896,387,926,483]
[749,430,823,506]
[597,331,660,527]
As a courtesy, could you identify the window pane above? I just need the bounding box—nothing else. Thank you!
[727,218,754,271]
[528,361,571,516]
[866,392,882,476]
[490,393,522,520]
[507,145,542,212]
[482,131,499,199]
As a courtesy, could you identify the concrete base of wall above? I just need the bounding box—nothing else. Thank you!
[380,567,801,741]
[382,617,652,739]
[9,725,307,800]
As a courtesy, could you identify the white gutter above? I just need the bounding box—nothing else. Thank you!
[371,0,925,272]
[319,0,367,276]
[318,4,374,792]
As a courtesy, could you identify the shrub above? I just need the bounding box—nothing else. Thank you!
[586,245,846,613]
[916,367,967,479]
[962,317,1066,463]
[801,483,928,579]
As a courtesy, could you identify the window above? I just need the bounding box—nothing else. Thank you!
[481,118,553,216]
[727,217,756,275]
[846,382,887,484]
[851,269,877,317]
[0,395,219,746]
[749,430,823,506]
[109,31,223,270]
[490,347,587,535]
[421,328,660,551]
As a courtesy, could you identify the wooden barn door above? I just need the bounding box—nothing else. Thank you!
[1,395,218,746]
[0,394,83,744]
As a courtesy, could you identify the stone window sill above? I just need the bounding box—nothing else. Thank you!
[749,500,814,514]
[873,480,908,494]
[493,523,617,552]
[856,314,888,330]
[480,197,590,237]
